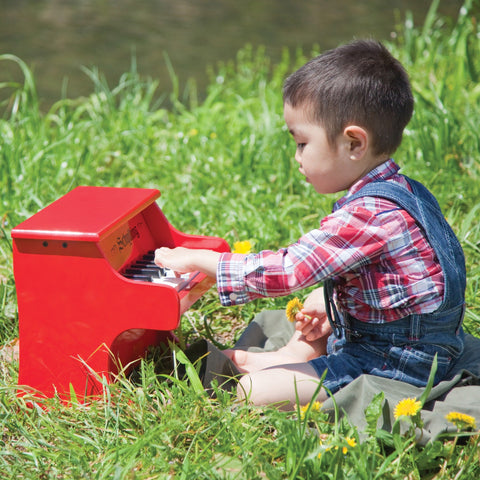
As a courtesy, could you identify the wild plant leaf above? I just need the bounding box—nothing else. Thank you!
[171,343,205,396]
[418,354,437,407]
[364,391,385,437]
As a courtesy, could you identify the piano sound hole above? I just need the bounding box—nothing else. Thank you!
[121,250,192,290]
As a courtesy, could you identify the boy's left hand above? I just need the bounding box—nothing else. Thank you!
[294,287,332,341]
[154,247,220,278]
[154,246,197,274]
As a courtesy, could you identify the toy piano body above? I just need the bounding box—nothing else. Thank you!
[11,186,230,400]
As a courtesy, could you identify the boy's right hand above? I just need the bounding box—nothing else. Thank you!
[294,287,332,341]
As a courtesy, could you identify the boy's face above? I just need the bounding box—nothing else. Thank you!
[284,103,359,194]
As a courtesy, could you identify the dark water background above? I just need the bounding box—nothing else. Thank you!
[0,0,464,108]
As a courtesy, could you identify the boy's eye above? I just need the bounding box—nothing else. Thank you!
[297,143,306,151]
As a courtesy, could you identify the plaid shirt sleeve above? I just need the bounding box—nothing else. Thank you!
[216,201,402,306]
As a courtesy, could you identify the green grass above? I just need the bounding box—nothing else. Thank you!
[1,0,480,478]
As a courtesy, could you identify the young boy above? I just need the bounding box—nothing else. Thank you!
[155,40,466,409]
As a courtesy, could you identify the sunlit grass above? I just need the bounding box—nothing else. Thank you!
[1,0,480,478]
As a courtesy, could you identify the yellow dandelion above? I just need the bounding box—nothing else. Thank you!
[446,411,477,430]
[299,404,309,419]
[232,240,252,254]
[188,128,198,136]
[342,437,357,454]
[298,401,323,419]
[286,297,303,322]
[209,132,217,139]
[317,436,332,459]
[394,397,422,419]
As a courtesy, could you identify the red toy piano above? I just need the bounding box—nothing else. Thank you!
[12,186,230,400]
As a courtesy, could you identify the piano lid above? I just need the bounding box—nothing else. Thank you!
[11,186,160,242]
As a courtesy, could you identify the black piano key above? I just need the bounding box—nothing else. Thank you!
[131,263,166,276]
[133,259,162,269]
[125,267,161,276]
[123,274,153,281]
[133,260,155,266]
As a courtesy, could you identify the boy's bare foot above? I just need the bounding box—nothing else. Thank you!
[224,330,328,374]
[224,349,299,373]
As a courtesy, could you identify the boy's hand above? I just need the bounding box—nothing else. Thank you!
[294,287,332,341]
[154,247,220,278]
[155,247,196,274]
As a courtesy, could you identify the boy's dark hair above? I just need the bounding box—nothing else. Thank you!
[283,40,414,156]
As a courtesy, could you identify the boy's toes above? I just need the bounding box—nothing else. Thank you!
[223,349,251,372]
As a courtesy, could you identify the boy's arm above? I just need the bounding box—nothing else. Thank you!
[154,247,220,278]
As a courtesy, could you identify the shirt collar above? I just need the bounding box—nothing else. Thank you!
[333,158,400,211]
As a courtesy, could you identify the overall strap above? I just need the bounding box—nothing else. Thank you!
[323,279,344,338]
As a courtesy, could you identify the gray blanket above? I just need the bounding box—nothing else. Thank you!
[231,310,480,444]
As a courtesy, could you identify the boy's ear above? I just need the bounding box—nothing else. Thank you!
[343,125,368,160]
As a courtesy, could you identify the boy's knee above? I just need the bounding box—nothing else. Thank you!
[236,373,273,407]
[235,371,293,409]
[236,374,253,402]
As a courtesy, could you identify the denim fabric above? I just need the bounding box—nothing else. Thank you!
[310,177,466,394]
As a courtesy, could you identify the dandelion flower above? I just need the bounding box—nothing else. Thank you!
[446,411,477,430]
[342,437,357,454]
[299,404,309,419]
[317,435,332,459]
[394,397,422,419]
[188,128,198,136]
[299,401,323,419]
[286,297,303,322]
[232,240,252,254]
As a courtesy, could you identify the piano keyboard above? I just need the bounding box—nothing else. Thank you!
[122,250,195,290]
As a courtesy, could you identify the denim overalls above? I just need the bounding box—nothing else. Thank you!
[310,176,466,394]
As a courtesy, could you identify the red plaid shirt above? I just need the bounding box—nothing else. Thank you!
[217,159,444,323]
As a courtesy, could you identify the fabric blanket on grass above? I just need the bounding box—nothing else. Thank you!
[191,310,480,445]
